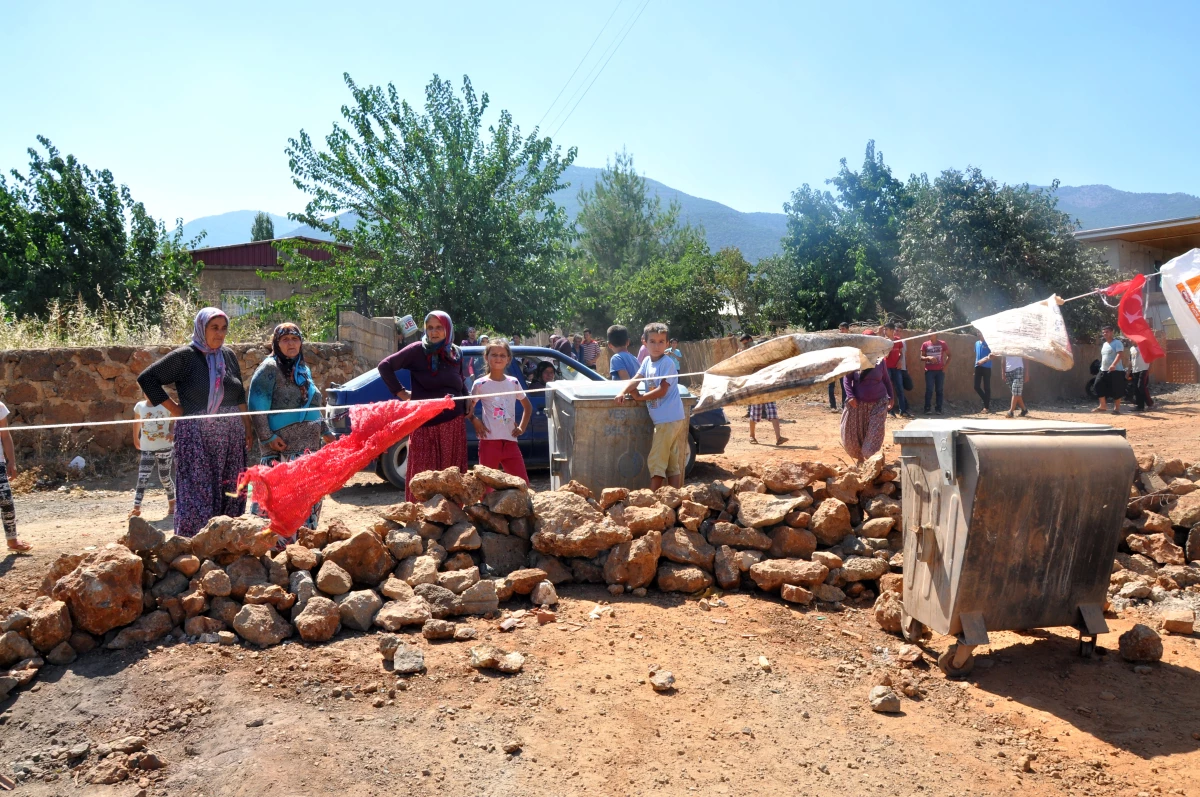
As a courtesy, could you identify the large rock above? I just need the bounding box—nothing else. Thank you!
[472,464,528,491]
[373,597,433,631]
[468,645,524,673]
[767,526,817,559]
[315,560,353,595]
[0,631,36,667]
[660,527,716,570]
[603,530,662,589]
[384,529,423,561]
[810,499,852,545]
[506,568,549,595]
[465,504,510,535]
[458,579,500,615]
[232,604,293,647]
[826,472,865,505]
[842,556,890,582]
[336,590,383,631]
[762,462,835,493]
[200,568,232,598]
[532,519,632,559]
[1118,623,1163,662]
[864,495,902,520]
[714,545,740,590]
[656,563,713,593]
[480,532,529,576]
[151,569,189,599]
[414,583,461,619]
[532,490,603,532]
[1126,533,1186,566]
[622,504,675,535]
[37,552,87,597]
[1140,512,1174,535]
[191,515,275,560]
[441,523,482,553]
[684,482,729,511]
[438,567,480,594]
[748,559,829,592]
[707,522,772,551]
[391,643,427,675]
[50,545,144,635]
[408,467,467,502]
[869,685,902,713]
[736,493,808,529]
[531,553,574,584]
[26,597,72,654]
[380,502,422,525]
[860,517,896,539]
[873,591,903,632]
[675,500,710,533]
[423,495,468,526]
[293,596,340,642]
[396,555,439,586]
[226,556,268,600]
[323,531,395,586]
[120,516,165,554]
[487,489,533,518]
[530,580,559,606]
[106,610,173,650]
[1168,493,1200,528]
[780,584,813,604]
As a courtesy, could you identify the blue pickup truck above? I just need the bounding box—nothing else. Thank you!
[324,345,731,489]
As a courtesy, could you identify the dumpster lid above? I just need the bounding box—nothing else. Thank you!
[892,418,1124,485]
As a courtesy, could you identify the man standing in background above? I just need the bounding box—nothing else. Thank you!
[828,322,850,411]
[578,329,601,370]
[921,333,950,414]
[1129,341,1153,411]
[1093,325,1127,415]
[883,322,909,418]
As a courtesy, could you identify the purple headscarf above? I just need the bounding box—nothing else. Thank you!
[421,310,461,372]
[191,307,228,414]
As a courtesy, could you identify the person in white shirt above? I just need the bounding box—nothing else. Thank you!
[0,400,31,552]
[1092,325,1128,415]
[1003,356,1028,418]
[1128,342,1153,411]
[131,399,176,517]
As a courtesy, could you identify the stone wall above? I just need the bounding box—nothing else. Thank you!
[0,342,367,456]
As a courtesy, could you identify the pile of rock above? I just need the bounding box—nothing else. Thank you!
[1110,455,1200,623]
[1,456,908,698]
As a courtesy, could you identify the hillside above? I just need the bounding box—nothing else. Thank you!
[180,210,294,247]
[1049,184,1200,231]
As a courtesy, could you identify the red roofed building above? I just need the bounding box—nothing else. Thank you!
[189,237,346,317]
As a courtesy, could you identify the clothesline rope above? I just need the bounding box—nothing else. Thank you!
[5,270,1156,435]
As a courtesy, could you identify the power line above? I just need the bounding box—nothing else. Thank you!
[537,0,625,130]
[550,0,651,139]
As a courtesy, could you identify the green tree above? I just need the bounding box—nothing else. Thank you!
[780,141,909,329]
[281,73,577,335]
[572,150,704,330]
[0,137,201,320]
[609,243,725,340]
[250,211,275,241]
[897,171,1111,338]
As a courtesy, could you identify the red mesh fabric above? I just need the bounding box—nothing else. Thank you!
[238,396,454,536]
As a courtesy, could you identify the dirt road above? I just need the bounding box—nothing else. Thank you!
[1,394,1198,796]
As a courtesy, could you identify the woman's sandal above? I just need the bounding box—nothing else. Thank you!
[749,437,759,444]
[6,540,33,554]
[775,437,788,446]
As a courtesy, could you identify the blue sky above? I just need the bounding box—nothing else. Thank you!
[2,1,1197,223]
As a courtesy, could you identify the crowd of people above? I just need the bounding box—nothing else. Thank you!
[0,308,1159,553]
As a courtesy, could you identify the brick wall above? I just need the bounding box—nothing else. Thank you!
[337,312,397,365]
[0,342,366,456]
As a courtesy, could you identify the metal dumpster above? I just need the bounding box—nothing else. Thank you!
[891,419,1137,676]
[546,381,697,495]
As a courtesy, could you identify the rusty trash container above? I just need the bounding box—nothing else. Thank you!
[891,419,1137,676]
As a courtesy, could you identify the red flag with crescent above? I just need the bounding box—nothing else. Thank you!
[1103,273,1164,362]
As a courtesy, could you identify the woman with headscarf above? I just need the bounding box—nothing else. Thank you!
[840,357,895,464]
[378,311,468,501]
[138,308,253,537]
[247,323,331,537]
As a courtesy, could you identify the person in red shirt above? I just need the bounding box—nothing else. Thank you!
[881,322,909,417]
[920,335,950,414]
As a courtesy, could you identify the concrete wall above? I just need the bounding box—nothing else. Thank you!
[198,266,306,305]
[337,312,398,365]
[1,342,364,457]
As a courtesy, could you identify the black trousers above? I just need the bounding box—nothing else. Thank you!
[973,366,992,411]
[1132,370,1151,410]
[828,379,845,409]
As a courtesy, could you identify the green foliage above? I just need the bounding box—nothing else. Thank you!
[572,150,705,331]
[0,137,202,322]
[281,73,577,335]
[780,141,907,330]
[250,211,275,241]
[897,171,1111,338]
[609,243,726,341]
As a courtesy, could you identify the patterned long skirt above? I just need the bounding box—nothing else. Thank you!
[405,418,468,503]
[840,398,889,462]
[174,408,247,538]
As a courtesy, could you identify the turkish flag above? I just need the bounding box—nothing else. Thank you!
[1103,274,1165,362]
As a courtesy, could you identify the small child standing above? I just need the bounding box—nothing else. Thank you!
[1,399,31,552]
[131,398,176,518]
[606,324,640,381]
[469,339,533,485]
[618,322,688,490]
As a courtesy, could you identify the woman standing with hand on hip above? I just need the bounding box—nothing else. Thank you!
[378,311,468,502]
[137,308,253,537]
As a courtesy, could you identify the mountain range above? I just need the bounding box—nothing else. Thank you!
[181,170,1200,258]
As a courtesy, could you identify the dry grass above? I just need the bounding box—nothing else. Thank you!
[0,294,324,350]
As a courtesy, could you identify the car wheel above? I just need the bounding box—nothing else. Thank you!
[685,434,699,476]
[379,438,409,490]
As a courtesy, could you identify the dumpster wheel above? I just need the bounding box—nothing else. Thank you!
[900,609,929,643]
[938,643,976,679]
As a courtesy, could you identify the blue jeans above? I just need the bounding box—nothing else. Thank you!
[889,368,908,414]
[924,370,945,412]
